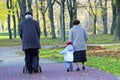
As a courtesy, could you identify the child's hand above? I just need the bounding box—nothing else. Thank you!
[59,51,64,54]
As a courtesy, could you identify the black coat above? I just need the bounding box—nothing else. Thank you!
[18,19,41,50]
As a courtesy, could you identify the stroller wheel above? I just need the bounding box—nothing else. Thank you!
[23,66,28,73]
[38,66,42,72]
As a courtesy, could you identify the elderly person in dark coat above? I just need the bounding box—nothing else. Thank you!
[68,19,88,71]
[18,12,41,74]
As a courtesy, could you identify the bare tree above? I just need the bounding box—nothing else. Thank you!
[27,0,32,12]
[35,0,39,22]
[55,0,66,41]
[12,1,17,38]
[6,0,12,39]
[16,2,21,23]
[60,0,65,41]
[88,0,98,35]
[67,0,77,28]
[17,0,33,21]
[47,0,56,39]
[39,0,48,37]
[18,0,26,21]
[115,0,120,40]
[110,0,116,35]
[100,0,108,34]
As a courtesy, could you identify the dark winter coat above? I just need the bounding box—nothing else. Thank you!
[18,18,41,50]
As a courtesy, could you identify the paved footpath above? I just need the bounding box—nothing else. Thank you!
[0,46,119,80]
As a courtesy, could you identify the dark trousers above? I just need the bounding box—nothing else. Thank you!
[24,49,39,72]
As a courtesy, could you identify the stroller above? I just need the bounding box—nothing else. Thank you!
[23,65,42,73]
[23,54,42,73]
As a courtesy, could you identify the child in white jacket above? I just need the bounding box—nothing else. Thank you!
[60,42,74,72]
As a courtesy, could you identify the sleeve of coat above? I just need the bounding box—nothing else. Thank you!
[18,23,22,39]
[68,29,73,42]
[36,21,41,39]
[60,47,67,54]
[84,28,89,43]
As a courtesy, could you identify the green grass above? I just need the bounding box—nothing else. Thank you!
[0,34,120,46]
[40,37,66,45]
[88,34,120,44]
[0,34,67,46]
[0,32,19,36]
[102,45,120,51]
[0,38,21,46]
[40,48,64,62]
[0,36,66,46]
[0,32,10,36]
[1,34,120,46]
[86,56,120,76]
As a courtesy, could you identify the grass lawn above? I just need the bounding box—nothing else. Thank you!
[87,56,120,76]
[0,36,66,46]
[88,34,120,44]
[0,34,120,46]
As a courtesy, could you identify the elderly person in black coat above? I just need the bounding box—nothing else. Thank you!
[18,12,41,74]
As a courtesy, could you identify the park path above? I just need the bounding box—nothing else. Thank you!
[0,46,119,80]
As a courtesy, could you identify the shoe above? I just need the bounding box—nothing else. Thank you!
[28,70,32,74]
[82,66,85,70]
[70,68,73,71]
[76,68,80,71]
[33,67,38,73]
[29,72,32,74]
[67,69,69,72]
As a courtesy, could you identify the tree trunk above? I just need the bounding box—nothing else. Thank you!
[73,0,77,19]
[42,13,47,37]
[1,23,4,31]
[39,0,47,37]
[16,3,21,23]
[18,0,26,21]
[27,0,32,12]
[88,0,97,35]
[60,0,65,41]
[103,0,108,34]
[48,0,56,39]
[12,13,16,38]
[67,0,77,28]
[115,0,120,40]
[35,0,39,22]
[93,1,97,35]
[8,14,12,39]
[93,15,97,34]
[6,0,12,39]
[12,2,17,38]
[110,0,116,35]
